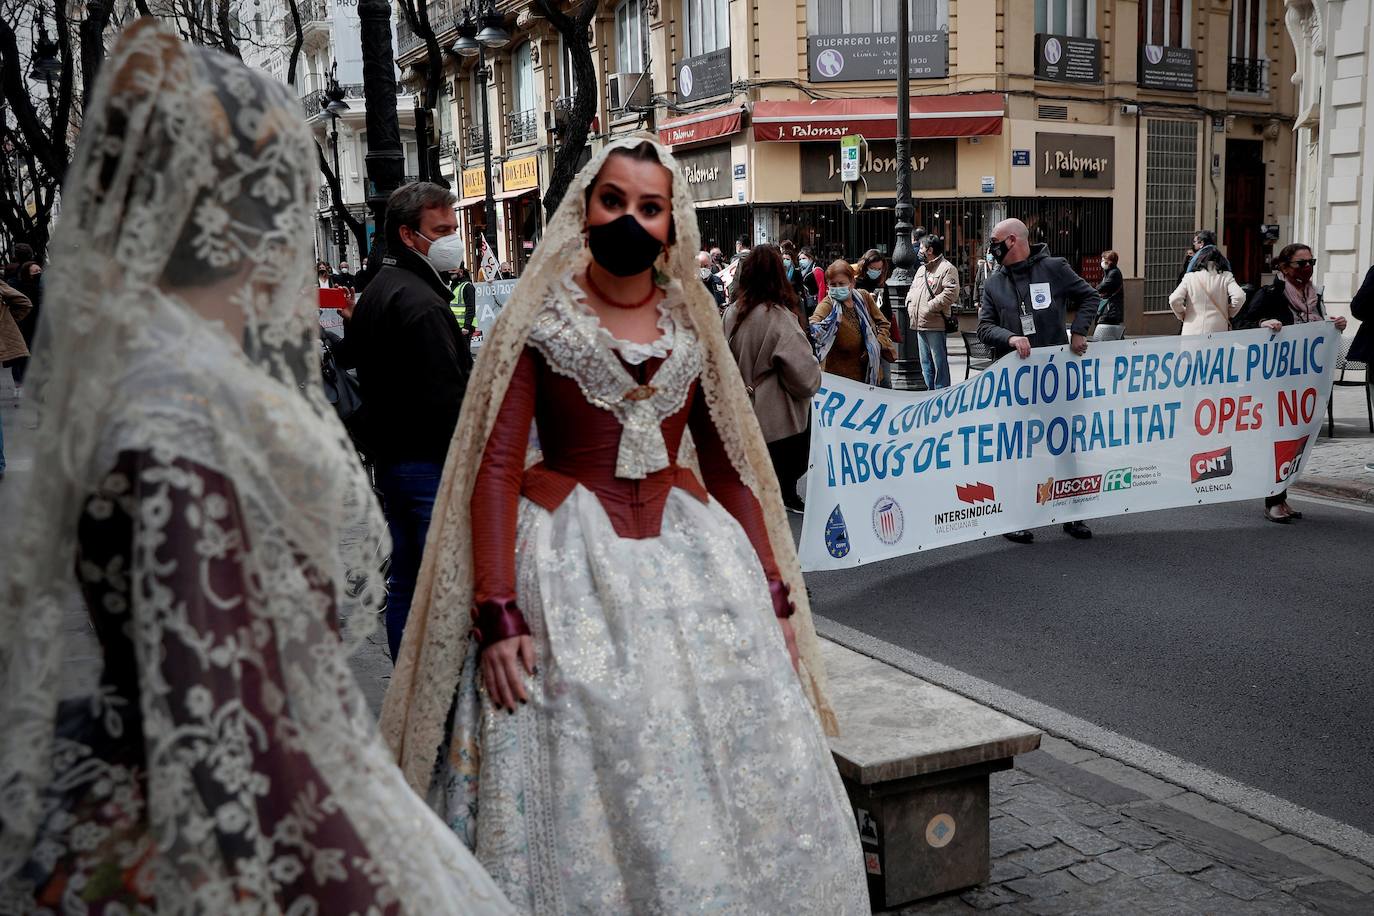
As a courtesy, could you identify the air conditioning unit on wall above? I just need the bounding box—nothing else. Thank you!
[608,72,650,111]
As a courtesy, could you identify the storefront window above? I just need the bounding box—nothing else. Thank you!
[807,0,947,35]
[1035,0,1095,37]
[616,0,646,72]
[684,0,729,57]
[1140,0,1190,47]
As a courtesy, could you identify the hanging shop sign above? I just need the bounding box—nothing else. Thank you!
[675,47,732,103]
[800,139,957,193]
[1035,34,1102,84]
[676,145,732,201]
[657,105,746,148]
[753,95,1003,143]
[1139,45,1197,92]
[1035,133,1115,190]
[807,32,949,82]
[461,166,487,200]
[502,155,539,192]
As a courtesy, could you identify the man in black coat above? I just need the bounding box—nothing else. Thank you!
[978,218,1098,543]
[1345,265,1373,365]
[349,182,471,660]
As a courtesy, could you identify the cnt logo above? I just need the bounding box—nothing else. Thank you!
[1190,446,1233,483]
[1035,475,1103,505]
[1103,468,1133,491]
[1274,436,1310,484]
[956,482,996,504]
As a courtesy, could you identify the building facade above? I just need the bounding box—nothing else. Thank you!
[402,0,1296,324]
[1285,0,1371,322]
[242,0,418,269]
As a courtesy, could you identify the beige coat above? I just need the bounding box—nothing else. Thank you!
[0,279,32,363]
[1169,268,1245,335]
[906,256,960,330]
[723,301,822,442]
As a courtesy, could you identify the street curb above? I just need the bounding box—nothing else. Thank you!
[1291,475,1374,506]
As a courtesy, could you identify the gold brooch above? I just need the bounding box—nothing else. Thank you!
[623,384,656,402]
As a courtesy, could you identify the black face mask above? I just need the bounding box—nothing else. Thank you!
[988,238,1011,264]
[588,214,664,277]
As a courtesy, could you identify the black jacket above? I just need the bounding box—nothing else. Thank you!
[1235,278,1322,330]
[1095,265,1124,326]
[977,243,1097,357]
[349,245,472,464]
[701,274,725,308]
[1348,266,1374,364]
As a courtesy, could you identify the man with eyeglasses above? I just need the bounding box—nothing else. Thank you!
[977,217,1099,544]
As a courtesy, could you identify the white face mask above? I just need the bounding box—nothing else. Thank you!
[414,230,464,272]
[1101,260,1108,269]
[699,266,713,280]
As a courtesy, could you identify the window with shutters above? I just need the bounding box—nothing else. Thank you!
[1139,0,1191,48]
[616,0,646,72]
[684,0,729,56]
[1034,0,1095,38]
[1228,0,1269,94]
[806,0,948,36]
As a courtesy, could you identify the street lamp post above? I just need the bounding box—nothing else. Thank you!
[885,0,922,391]
[454,0,509,270]
[323,63,352,265]
[359,0,406,276]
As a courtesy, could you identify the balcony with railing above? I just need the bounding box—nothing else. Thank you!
[277,0,328,41]
[301,83,367,119]
[506,109,538,147]
[466,123,487,159]
[1227,58,1269,95]
[396,0,458,57]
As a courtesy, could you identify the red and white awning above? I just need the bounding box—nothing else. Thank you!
[658,105,746,148]
[752,94,1004,142]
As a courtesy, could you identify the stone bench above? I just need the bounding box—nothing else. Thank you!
[822,640,1042,909]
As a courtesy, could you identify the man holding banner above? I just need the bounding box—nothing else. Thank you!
[979,219,1100,543]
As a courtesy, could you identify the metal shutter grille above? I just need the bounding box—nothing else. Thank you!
[1144,118,1199,312]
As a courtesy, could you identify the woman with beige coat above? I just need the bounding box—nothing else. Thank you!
[1168,246,1245,335]
[724,245,822,512]
[906,235,959,388]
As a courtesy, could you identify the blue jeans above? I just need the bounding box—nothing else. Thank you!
[375,461,443,661]
[917,330,951,389]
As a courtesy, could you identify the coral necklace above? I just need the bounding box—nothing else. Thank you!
[584,269,658,310]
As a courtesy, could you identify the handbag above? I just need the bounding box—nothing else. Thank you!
[319,329,364,423]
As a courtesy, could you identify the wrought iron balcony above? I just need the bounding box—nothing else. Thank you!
[506,109,538,146]
[1228,57,1269,95]
[467,124,487,158]
[318,185,333,211]
[302,83,366,118]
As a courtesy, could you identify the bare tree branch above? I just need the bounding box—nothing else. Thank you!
[316,139,368,258]
[535,0,598,219]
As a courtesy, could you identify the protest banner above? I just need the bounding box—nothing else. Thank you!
[469,278,515,355]
[798,325,1340,571]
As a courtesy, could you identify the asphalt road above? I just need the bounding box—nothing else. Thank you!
[800,495,1374,835]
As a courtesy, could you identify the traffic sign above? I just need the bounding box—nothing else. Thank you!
[843,176,868,213]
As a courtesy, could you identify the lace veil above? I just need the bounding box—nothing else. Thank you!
[380,133,839,795]
[0,22,509,912]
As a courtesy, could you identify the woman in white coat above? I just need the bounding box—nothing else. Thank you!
[1168,246,1246,334]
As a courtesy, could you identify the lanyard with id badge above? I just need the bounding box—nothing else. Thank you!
[1020,281,1053,336]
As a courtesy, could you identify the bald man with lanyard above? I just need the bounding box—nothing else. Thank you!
[977,218,1099,544]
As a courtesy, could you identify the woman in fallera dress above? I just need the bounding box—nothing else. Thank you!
[381,135,870,914]
[0,22,513,914]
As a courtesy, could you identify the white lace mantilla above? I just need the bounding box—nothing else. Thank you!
[527,278,702,479]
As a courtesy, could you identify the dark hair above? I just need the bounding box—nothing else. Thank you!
[1194,229,1217,247]
[737,234,750,249]
[800,246,816,259]
[583,142,677,244]
[736,244,803,331]
[923,235,945,258]
[913,227,928,240]
[779,239,798,258]
[387,181,458,244]
[13,243,33,264]
[1273,243,1313,270]
[859,248,888,284]
[1191,246,1227,271]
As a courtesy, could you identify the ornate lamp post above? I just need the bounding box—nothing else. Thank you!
[358,0,405,276]
[323,62,352,265]
[453,0,509,259]
[885,0,922,391]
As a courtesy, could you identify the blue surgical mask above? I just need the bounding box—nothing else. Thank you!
[831,287,852,301]
[867,268,882,280]
[800,257,812,270]
[783,258,793,269]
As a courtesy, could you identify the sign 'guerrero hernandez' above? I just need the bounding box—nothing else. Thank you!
[799,325,1339,571]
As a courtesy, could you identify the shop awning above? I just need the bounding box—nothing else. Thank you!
[456,193,486,209]
[495,186,537,202]
[752,94,1004,142]
[658,104,746,148]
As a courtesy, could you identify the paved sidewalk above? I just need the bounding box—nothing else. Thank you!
[897,738,1373,914]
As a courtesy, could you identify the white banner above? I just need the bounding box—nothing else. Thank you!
[798,325,1341,571]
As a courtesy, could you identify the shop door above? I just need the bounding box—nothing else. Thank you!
[1224,140,1265,287]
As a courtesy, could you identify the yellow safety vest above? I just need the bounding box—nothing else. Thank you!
[450,281,471,325]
